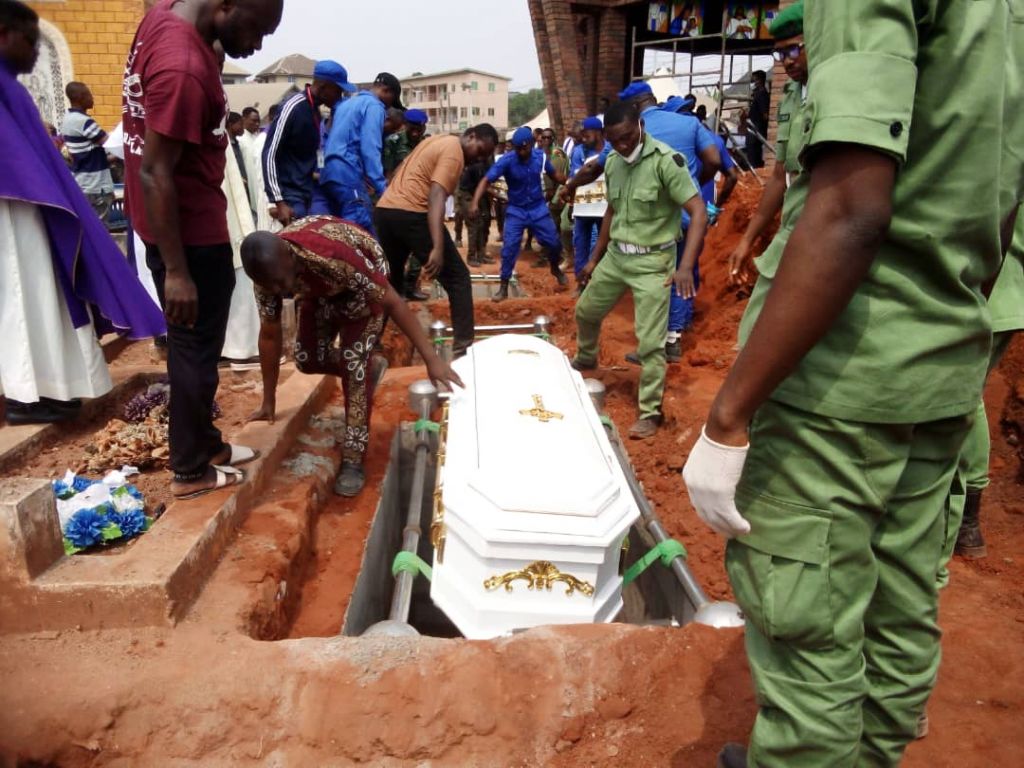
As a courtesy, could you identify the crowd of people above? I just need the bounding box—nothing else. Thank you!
[1,0,1022,765]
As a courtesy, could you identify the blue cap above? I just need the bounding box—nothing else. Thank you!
[404,108,428,125]
[313,60,357,93]
[582,116,603,130]
[510,126,535,147]
[617,81,653,101]
[662,95,696,114]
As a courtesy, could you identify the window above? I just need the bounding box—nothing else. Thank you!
[488,82,495,92]
[472,106,480,116]
[459,121,468,130]
[488,107,495,117]
[471,81,479,90]
[460,107,468,118]
[440,84,447,94]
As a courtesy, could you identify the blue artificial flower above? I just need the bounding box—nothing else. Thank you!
[52,475,99,500]
[64,508,108,549]
[109,507,147,538]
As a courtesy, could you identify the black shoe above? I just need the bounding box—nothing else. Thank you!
[955,489,987,559]
[4,400,75,425]
[491,281,510,302]
[467,258,483,267]
[39,397,83,412]
[551,265,568,287]
[665,339,682,363]
[404,288,430,301]
[717,743,748,768]
[570,357,597,372]
[334,461,366,497]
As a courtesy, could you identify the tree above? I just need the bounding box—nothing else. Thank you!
[508,89,546,129]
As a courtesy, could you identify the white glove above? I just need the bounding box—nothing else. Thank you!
[682,424,751,538]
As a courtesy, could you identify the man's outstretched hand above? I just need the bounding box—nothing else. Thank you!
[426,357,464,392]
[681,425,751,538]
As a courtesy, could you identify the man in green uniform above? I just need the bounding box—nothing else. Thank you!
[540,127,573,269]
[727,2,808,288]
[946,221,1024,562]
[682,1,1023,766]
[573,101,707,440]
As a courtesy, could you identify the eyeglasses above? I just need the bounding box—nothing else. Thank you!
[772,43,804,62]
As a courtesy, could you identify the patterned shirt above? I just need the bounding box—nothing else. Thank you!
[255,216,391,321]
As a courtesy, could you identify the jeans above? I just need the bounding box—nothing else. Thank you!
[145,242,235,482]
[572,216,601,278]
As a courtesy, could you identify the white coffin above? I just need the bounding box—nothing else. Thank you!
[429,334,640,639]
[573,170,608,219]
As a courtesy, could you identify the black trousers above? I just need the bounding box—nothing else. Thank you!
[374,207,475,353]
[145,242,235,481]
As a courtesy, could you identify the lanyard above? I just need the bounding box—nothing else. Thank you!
[305,85,320,134]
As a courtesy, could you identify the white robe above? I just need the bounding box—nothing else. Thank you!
[221,144,260,360]
[239,130,279,233]
[0,199,112,403]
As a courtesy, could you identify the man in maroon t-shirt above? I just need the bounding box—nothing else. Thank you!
[122,0,282,500]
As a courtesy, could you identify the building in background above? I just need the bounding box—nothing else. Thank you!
[223,82,298,116]
[253,53,316,88]
[402,69,511,135]
[221,61,250,86]
[23,0,152,131]
[528,0,795,160]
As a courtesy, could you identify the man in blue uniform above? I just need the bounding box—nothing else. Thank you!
[320,72,402,234]
[263,60,354,227]
[469,126,569,301]
[568,116,611,280]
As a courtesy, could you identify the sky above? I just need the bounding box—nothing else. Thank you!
[228,0,544,92]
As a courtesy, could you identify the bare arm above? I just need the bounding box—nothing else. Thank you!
[727,160,788,285]
[578,204,614,286]
[717,165,741,207]
[381,286,464,390]
[250,317,283,423]
[707,144,896,445]
[697,144,721,186]
[470,176,491,215]
[560,161,603,203]
[670,195,708,299]
[139,128,196,327]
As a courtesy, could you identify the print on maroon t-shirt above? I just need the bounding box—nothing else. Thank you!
[122,0,230,246]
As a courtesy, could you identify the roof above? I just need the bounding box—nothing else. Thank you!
[222,60,250,78]
[224,82,300,113]
[256,53,316,78]
[401,68,512,83]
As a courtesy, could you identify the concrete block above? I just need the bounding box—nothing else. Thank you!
[0,478,63,583]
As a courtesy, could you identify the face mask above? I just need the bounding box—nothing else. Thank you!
[621,130,644,164]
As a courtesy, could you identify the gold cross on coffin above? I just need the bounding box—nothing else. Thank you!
[519,395,564,423]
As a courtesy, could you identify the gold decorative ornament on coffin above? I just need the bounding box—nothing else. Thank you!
[430,402,450,564]
[484,561,596,597]
[507,349,540,357]
[573,179,607,205]
[518,395,563,423]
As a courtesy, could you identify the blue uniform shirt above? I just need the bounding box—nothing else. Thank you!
[569,140,612,176]
[486,148,555,210]
[640,105,715,182]
[321,91,387,196]
[701,133,735,203]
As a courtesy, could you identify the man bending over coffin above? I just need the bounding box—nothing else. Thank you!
[241,216,462,497]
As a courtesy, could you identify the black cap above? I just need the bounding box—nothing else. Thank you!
[374,72,404,110]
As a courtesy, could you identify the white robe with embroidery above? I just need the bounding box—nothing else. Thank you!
[221,144,260,360]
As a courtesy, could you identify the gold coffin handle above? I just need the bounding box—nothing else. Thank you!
[483,560,595,597]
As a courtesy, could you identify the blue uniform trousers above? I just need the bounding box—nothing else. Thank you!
[573,216,601,278]
[668,233,702,332]
[501,203,561,281]
[322,181,376,236]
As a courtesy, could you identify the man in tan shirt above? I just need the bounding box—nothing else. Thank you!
[375,123,499,355]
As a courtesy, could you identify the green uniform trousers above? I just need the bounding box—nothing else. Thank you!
[730,398,971,767]
[575,246,672,418]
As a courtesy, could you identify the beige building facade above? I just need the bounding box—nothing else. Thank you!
[402,68,510,135]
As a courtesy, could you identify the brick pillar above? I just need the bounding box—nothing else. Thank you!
[594,6,628,114]
[528,0,561,131]
[537,0,588,136]
[766,0,798,170]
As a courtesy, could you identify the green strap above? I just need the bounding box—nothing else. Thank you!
[600,415,614,429]
[392,551,433,582]
[413,418,440,434]
[622,539,687,586]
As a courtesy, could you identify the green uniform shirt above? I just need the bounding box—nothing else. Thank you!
[742,0,1023,424]
[383,130,414,176]
[990,217,1024,334]
[774,79,806,177]
[605,134,699,247]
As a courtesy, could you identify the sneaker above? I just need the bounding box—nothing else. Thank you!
[334,461,366,497]
[629,416,661,440]
[665,339,682,363]
[570,357,597,372]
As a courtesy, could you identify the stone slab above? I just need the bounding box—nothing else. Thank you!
[0,372,336,633]
[0,478,64,583]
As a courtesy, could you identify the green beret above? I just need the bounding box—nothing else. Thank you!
[770,0,803,39]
